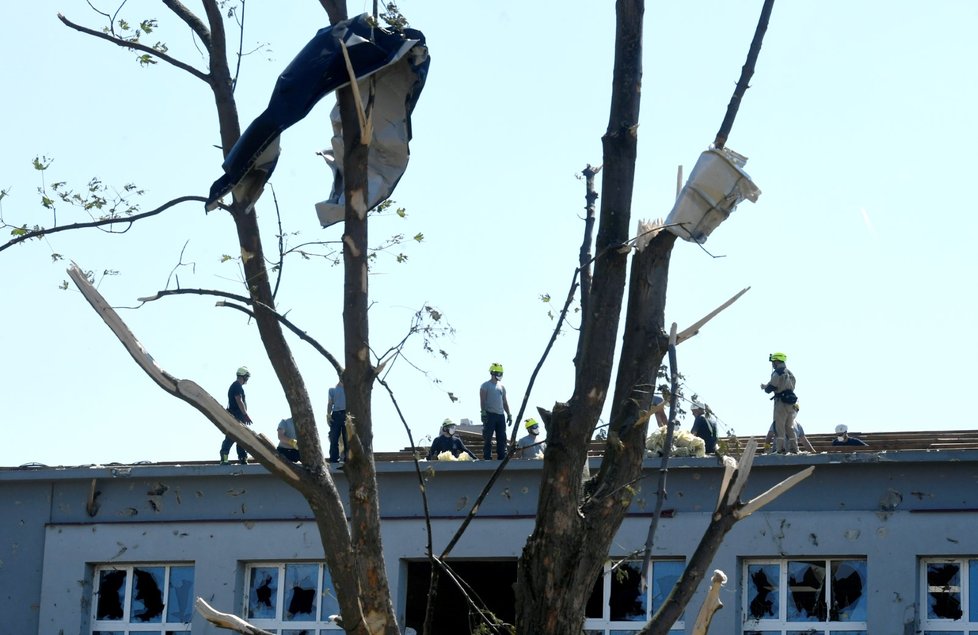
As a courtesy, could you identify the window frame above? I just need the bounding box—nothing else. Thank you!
[742,557,868,634]
[582,558,685,635]
[243,561,341,632]
[90,562,195,633]
[919,556,978,633]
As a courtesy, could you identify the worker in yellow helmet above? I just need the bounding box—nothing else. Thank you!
[516,418,546,459]
[761,352,798,453]
[479,362,513,459]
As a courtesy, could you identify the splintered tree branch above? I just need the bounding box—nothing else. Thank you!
[57,13,210,83]
[66,264,301,482]
[675,287,750,344]
[690,570,727,635]
[639,438,813,635]
[196,597,275,634]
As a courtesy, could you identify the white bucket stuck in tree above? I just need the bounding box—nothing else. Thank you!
[666,147,761,244]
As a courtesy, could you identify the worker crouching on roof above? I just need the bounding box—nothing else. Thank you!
[427,419,477,461]
[761,352,799,454]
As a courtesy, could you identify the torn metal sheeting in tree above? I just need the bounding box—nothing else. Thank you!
[665,146,761,244]
[204,14,430,223]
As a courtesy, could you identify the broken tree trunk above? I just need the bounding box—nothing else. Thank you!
[690,570,727,635]
[638,440,813,635]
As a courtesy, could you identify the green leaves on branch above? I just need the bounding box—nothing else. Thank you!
[34,160,144,222]
[103,17,167,66]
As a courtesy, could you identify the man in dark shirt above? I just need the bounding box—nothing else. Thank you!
[221,366,253,465]
[832,424,868,447]
[427,419,477,460]
[690,401,718,455]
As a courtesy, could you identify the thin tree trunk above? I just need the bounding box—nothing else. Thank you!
[514,1,646,632]
[713,0,776,149]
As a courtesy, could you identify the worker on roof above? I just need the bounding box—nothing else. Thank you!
[516,418,546,460]
[761,352,799,454]
[479,363,512,460]
[427,418,477,460]
[832,424,868,447]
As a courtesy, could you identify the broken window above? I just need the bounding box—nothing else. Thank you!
[403,559,517,633]
[583,559,685,634]
[743,558,867,634]
[244,562,341,631]
[91,564,194,633]
[920,557,978,633]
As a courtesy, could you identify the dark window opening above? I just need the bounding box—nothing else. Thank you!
[787,560,826,621]
[928,562,964,620]
[404,560,516,633]
[608,561,647,621]
[131,567,165,622]
[830,560,864,621]
[748,565,778,619]
[96,569,127,620]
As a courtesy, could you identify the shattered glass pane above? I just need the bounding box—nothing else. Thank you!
[320,566,340,621]
[96,569,127,621]
[609,561,647,621]
[248,566,280,619]
[747,563,780,620]
[786,560,826,622]
[166,565,195,623]
[830,560,867,621]
[927,562,963,620]
[131,566,165,623]
[285,563,318,621]
[651,560,683,615]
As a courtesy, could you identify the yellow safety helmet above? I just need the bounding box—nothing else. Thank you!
[442,418,456,429]
[489,362,504,374]
[524,418,539,430]
[236,366,251,377]
[768,352,787,363]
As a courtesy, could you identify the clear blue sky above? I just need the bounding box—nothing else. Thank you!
[2,1,976,467]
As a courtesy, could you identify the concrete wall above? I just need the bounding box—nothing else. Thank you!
[3,450,977,633]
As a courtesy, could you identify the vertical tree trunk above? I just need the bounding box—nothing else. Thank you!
[514,1,650,632]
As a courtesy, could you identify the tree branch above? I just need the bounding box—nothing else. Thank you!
[675,287,750,344]
[690,570,727,635]
[162,0,212,49]
[0,195,205,254]
[196,597,275,634]
[713,0,777,149]
[66,264,302,482]
[57,13,210,83]
[136,286,345,377]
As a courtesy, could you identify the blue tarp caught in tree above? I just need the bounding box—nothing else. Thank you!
[205,14,429,225]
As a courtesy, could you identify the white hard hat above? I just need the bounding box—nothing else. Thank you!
[835,424,848,435]
[691,401,705,411]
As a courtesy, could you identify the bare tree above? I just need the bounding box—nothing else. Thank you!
[7,1,787,634]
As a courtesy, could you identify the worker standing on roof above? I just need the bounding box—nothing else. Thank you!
[761,352,798,454]
[221,366,253,465]
[690,401,719,454]
[480,362,512,460]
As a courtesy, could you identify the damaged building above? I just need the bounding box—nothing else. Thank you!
[4,432,978,634]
